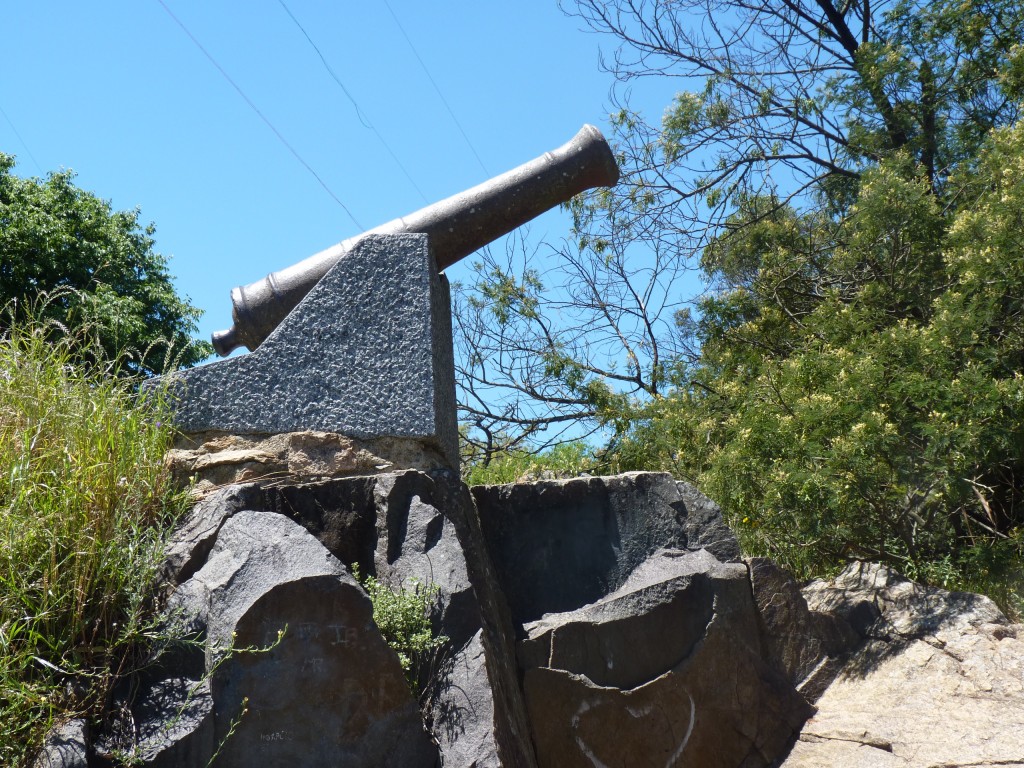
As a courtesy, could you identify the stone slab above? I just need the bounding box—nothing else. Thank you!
[470,472,740,624]
[157,233,457,467]
[519,549,813,768]
[165,430,453,497]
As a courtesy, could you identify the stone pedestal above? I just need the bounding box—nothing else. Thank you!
[159,233,457,468]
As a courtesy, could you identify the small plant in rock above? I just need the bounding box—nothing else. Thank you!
[352,566,448,693]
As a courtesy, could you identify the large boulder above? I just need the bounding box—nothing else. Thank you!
[781,562,1024,767]
[518,549,813,768]
[76,468,1024,768]
[424,631,500,768]
[472,474,816,767]
[747,557,864,702]
[470,472,741,625]
[368,471,481,652]
[132,472,510,768]
[97,506,436,767]
[261,471,506,765]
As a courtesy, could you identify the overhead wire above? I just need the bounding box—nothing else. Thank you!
[0,103,43,175]
[381,0,490,176]
[153,0,364,230]
[275,0,429,204]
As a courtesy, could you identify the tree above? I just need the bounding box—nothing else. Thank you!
[613,125,1024,594]
[0,153,211,375]
[457,0,1024,601]
[554,0,1024,595]
[454,227,688,463]
[458,0,1022,464]
[566,0,1022,208]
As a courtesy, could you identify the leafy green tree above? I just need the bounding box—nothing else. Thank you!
[455,0,1024,604]
[612,124,1024,604]
[0,153,211,375]
[458,0,1023,461]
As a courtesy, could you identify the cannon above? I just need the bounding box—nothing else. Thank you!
[211,124,620,356]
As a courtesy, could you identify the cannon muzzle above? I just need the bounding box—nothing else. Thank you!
[211,124,620,356]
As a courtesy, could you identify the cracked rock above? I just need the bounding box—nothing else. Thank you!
[98,508,437,768]
[781,563,1024,767]
[520,549,813,768]
[471,472,741,626]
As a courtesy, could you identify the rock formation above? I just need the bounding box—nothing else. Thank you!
[781,562,1024,767]
[78,154,1022,766]
[38,471,1024,767]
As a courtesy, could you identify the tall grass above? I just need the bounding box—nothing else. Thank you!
[0,319,188,766]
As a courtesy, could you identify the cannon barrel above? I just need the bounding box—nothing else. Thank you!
[211,124,620,356]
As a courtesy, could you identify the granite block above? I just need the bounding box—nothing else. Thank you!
[157,234,457,467]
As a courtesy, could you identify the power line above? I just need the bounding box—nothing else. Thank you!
[381,0,490,176]
[275,0,429,203]
[154,0,363,230]
[0,103,43,175]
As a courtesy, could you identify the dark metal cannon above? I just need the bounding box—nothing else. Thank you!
[211,124,620,356]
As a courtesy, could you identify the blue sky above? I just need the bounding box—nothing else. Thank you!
[1,1,677,353]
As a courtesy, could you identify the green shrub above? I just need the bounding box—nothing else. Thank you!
[608,124,1024,620]
[0,317,188,766]
[352,566,448,693]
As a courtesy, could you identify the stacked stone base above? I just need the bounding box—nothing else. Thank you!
[166,430,452,496]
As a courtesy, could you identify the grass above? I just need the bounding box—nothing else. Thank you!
[461,440,599,486]
[0,318,189,766]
